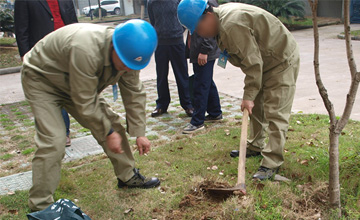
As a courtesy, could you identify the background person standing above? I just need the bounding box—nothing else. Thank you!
[14,0,78,146]
[183,0,222,134]
[148,0,194,118]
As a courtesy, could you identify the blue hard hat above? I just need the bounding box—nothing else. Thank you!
[177,0,208,34]
[113,19,158,70]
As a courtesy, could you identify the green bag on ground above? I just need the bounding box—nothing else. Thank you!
[27,199,92,220]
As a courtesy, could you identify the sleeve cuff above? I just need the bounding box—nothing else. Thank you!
[127,125,146,137]
[243,90,259,101]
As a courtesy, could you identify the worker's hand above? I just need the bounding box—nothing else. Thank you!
[198,53,208,66]
[136,136,151,156]
[241,100,254,115]
[106,131,124,154]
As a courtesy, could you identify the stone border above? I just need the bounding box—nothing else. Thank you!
[0,66,22,75]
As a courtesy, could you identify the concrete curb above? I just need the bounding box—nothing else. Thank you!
[337,34,360,41]
[0,66,22,75]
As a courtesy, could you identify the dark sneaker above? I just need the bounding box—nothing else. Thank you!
[253,166,279,181]
[117,168,160,189]
[182,124,205,134]
[185,108,194,117]
[151,108,167,117]
[205,114,223,121]
[230,148,262,158]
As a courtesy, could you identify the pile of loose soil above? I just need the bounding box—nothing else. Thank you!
[166,180,235,220]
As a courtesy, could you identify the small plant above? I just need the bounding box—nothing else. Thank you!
[22,148,35,155]
[0,153,14,160]
[93,8,107,18]
[242,0,305,19]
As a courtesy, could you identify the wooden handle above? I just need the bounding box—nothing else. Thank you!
[237,109,249,186]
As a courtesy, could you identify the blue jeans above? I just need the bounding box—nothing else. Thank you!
[61,108,70,136]
[154,44,193,111]
[190,60,222,126]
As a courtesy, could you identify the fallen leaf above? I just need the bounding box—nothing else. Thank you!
[300,160,309,166]
[165,161,171,166]
[288,128,295,132]
[177,147,183,150]
[341,132,346,135]
[255,182,265,190]
[316,116,320,120]
[211,165,218,170]
[219,171,224,176]
[224,129,230,136]
[158,186,166,194]
[296,121,302,125]
[124,208,134,214]
[232,136,238,139]
[206,167,211,170]
[74,199,79,203]
[284,149,289,153]
[8,210,18,215]
[7,191,15,195]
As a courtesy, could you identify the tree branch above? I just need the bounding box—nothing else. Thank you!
[308,0,337,125]
[337,0,360,132]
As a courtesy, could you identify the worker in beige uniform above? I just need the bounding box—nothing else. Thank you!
[22,20,160,211]
[178,0,299,180]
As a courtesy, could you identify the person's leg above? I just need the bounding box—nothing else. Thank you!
[259,51,300,170]
[61,108,71,146]
[205,61,222,118]
[169,43,193,110]
[190,61,214,126]
[247,89,268,152]
[61,108,70,137]
[64,97,135,182]
[22,70,66,211]
[155,45,171,111]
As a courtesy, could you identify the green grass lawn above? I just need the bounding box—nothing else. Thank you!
[0,114,359,219]
[341,30,360,37]
[0,37,16,46]
[0,47,22,68]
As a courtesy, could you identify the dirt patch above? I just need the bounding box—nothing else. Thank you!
[166,180,237,220]
[282,182,329,219]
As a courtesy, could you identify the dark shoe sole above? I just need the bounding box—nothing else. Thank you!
[118,180,161,189]
[151,112,167,117]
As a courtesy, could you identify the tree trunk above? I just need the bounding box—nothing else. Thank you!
[329,129,341,217]
[97,0,102,20]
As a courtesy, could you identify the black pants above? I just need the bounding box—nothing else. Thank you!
[190,60,222,126]
[155,44,192,111]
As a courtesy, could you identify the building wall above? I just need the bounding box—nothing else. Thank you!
[317,0,343,18]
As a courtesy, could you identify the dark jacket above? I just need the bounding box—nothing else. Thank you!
[186,0,220,63]
[147,0,184,45]
[15,0,78,57]
[186,32,220,63]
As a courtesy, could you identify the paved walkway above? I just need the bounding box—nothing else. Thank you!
[1,24,359,119]
[1,24,360,195]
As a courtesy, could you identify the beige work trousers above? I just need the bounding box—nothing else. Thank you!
[22,68,135,211]
[247,47,300,169]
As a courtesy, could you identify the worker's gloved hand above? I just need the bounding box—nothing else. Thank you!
[198,53,208,66]
[106,131,124,154]
[241,100,254,115]
[136,136,151,156]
